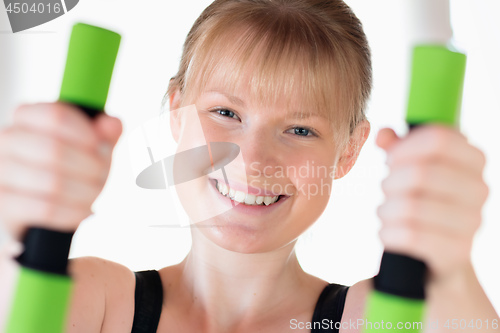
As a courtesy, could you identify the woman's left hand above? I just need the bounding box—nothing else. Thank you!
[375,125,488,284]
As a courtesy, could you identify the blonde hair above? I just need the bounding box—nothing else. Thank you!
[164,0,372,149]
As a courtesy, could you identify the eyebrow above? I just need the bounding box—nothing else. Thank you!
[205,90,328,120]
[287,111,327,120]
[206,90,246,108]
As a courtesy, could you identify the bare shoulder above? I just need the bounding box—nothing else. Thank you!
[67,256,136,333]
[340,278,374,332]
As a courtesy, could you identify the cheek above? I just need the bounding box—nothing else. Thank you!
[176,105,212,151]
[292,176,332,225]
[286,160,334,229]
[197,111,230,140]
[175,177,223,225]
[289,158,335,200]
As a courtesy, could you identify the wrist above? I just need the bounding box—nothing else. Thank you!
[427,260,476,298]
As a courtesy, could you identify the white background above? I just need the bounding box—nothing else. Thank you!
[0,0,499,312]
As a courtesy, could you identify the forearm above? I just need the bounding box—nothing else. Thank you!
[424,262,499,333]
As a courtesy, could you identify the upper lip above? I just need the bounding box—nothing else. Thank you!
[210,178,290,197]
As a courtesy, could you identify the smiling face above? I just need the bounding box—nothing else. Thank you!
[172,87,341,254]
[169,67,369,254]
[166,2,372,253]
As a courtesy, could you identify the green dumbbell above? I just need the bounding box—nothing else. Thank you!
[363,45,466,332]
[6,23,121,333]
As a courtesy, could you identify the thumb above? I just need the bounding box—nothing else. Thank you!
[94,113,123,148]
[376,127,400,152]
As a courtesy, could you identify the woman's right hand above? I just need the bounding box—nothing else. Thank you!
[0,102,122,243]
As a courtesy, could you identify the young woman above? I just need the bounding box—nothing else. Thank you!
[0,0,498,332]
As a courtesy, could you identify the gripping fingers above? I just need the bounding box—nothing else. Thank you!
[381,162,489,209]
[0,128,107,184]
[13,102,100,152]
[386,125,486,177]
[0,158,103,207]
[378,225,473,279]
[0,189,93,238]
[377,195,482,238]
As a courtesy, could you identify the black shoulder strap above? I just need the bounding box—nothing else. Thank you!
[131,270,164,333]
[311,284,350,333]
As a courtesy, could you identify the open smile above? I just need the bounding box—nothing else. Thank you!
[208,178,291,214]
[215,179,286,206]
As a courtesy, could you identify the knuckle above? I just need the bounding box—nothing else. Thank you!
[0,127,15,146]
[380,177,391,194]
[13,103,30,119]
[478,182,489,204]
[47,103,68,128]
[401,197,419,226]
[428,128,450,156]
[477,149,487,168]
[376,203,386,220]
[89,183,102,200]
[400,218,415,230]
[46,172,63,198]
[469,211,483,231]
[410,165,427,192]
[482,182,490,200]
[45,138,65,167]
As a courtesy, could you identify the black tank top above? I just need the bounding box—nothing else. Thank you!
[131,270,349,333]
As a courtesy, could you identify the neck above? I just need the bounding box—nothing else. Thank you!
[177,226,309,329]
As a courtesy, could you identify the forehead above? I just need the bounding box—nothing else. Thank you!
[182,25,346,123]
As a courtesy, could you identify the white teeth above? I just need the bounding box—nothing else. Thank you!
[263,196,274,206]
[244,194,256,205]
[216,181,229,195]
[215,181,280,206]
[266,196,279,206]
[233,190,246,203]
[220,183,229,195]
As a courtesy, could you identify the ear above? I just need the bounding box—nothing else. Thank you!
[169,87,182,143]
[335,120,371,179]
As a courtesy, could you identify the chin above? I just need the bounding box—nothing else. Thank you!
[191,212,305,255]
[193,217,278,254]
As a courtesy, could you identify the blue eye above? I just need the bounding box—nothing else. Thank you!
[294,128,310,136]
[214,109,240,120]
[289,127,317,137]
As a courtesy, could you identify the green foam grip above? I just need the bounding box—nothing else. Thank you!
[5,23,121,333]
[364,290,425,332]
[6,268,73,333]
[406,45,467,127]
[59,23,121,111]
[363,44,467,333]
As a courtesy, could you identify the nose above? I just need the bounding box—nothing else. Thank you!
[239,125,282,179]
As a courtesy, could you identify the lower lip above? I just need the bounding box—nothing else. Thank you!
[208,178,291,216]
